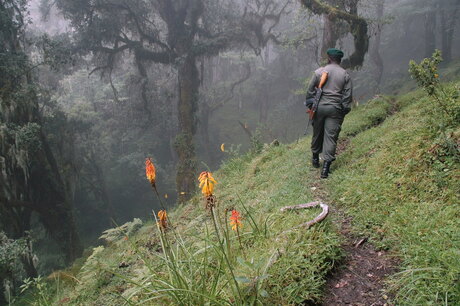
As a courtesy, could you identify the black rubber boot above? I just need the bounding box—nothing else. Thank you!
[321,161,332,178]
[312,153,320,168]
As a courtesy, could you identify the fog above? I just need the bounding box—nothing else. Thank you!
[1,0,459,288]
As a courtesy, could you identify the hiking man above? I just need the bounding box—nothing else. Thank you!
[305,48,353,178]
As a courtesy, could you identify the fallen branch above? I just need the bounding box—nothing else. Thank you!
[280,201,329,233]
[354,237,367,248]
[268,201,329,269]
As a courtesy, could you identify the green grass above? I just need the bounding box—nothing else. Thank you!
[327,83,460,305]
[340,95,394,137]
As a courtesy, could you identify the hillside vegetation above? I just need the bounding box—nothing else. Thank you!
[18,62,459,305]
[328,92,460,303]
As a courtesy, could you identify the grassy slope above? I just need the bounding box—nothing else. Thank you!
[36,139,348,305]
[327,88,460,304]
[52,144,344,304]
[19,78,459,305]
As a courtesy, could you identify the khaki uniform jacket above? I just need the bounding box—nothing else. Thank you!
[306,63,353,112]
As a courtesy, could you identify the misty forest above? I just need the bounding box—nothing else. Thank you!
[1,0,459,304]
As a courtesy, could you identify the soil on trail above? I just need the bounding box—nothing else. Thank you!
[309,168,398,306]
[322,211,398,306]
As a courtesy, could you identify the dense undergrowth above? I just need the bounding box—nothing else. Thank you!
[16,57,459,305]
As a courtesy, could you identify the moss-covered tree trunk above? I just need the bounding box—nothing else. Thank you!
[175,55,199,202]
[320,14,339,57]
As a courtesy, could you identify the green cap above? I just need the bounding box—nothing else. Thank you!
[327,48,344,58]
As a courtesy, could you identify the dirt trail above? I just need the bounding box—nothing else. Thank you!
[309,166,398,306]
[322,209,397,306]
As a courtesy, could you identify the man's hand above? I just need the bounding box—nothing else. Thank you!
[305,98,314,109]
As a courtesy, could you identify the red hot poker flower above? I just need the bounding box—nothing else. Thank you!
[229,210,243,231]
[198,171,217,197]
[145,158,156,187]
[157,210,167,230]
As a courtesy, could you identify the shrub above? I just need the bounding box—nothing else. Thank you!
[409,50,460,129]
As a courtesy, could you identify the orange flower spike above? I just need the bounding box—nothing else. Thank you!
[158,210,167,230]
[229,210,243,231]
[198,171,217,196]
[145,158,156,186]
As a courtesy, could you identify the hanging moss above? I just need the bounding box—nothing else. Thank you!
[0,0,82,265]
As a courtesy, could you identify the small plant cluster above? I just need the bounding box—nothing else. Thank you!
[409,50,460,128]
[408,50,442,96]
[250,129,264,155]
[408,50,460,178]
[19,276,54,306]
[0,232,36,304]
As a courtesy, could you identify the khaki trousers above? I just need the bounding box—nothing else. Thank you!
[311,105,344,162]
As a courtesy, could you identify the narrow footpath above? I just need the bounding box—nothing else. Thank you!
[310,136,399,306]
[322,207,398,306]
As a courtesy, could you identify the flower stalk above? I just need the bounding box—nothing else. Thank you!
[210,206,242,301]
[198,171,242,302]
[230,210,244,250]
